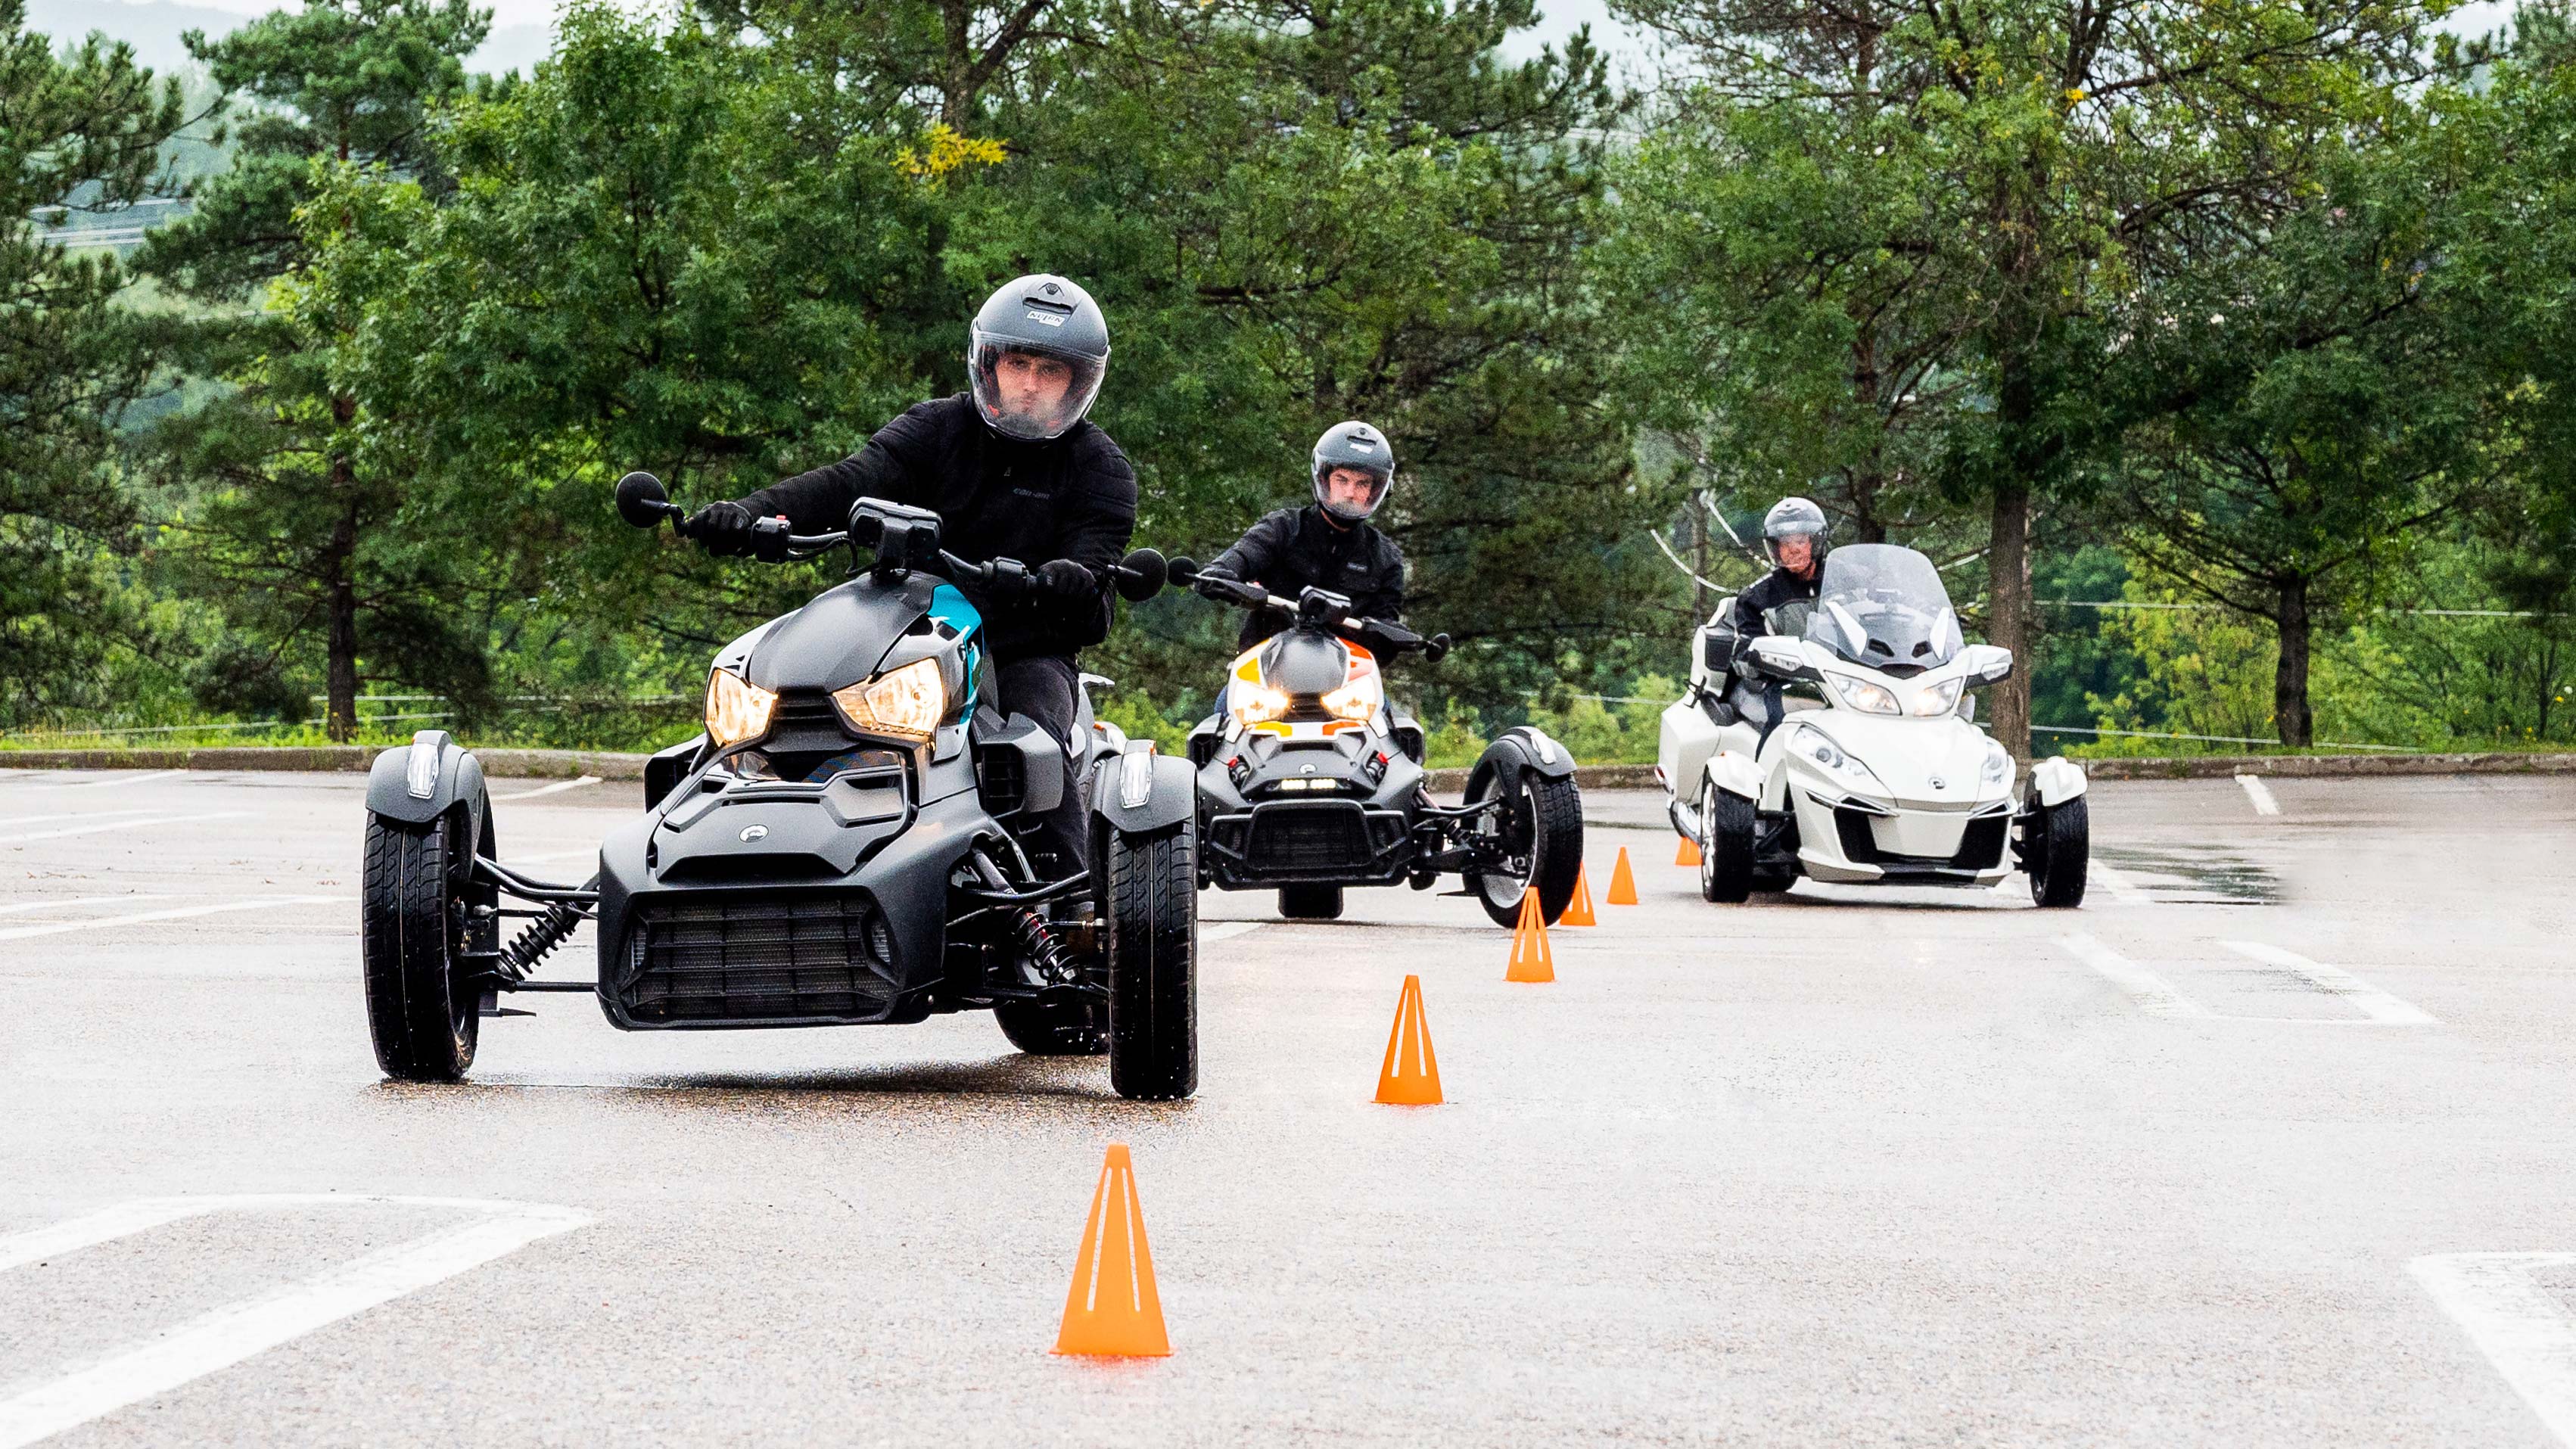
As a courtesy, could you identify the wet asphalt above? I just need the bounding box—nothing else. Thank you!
[3,768,2575,1446]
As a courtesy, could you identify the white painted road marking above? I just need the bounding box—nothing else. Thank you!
[491,776,602,801]
[0,811,251,847]
[0,1195,591,1449]
[2223,940,2437,1025]
[2412,1252,2576,1446]
[0,894,180,917]
[1201,922,1266,944]
[0,808,157,832]
[2235,773,2282,816]
[0,770,188,792]
[2091,861,2153,905]
[2058,933,2213,1018]
[0,895,342,944]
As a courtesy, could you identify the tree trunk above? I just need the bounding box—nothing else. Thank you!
[1690,502,1709,622]
[2273,576,2313,748]
[938,0,972,126]
[322,496,359,744]
[1986,480,2033,760]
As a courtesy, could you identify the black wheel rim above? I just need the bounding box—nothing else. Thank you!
[442,819,476,1040]
[1474,775,1533,906]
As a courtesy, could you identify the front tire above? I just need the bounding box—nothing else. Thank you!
[361,809,482,1083]
[1106,821,1197,1101]
[1277,883,1343,919]
[995,997,1109,1056]
[1466,764,1585,928]
[2026,795,2090,908]
[1699,782,1756,903]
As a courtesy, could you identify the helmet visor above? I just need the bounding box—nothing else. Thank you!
[970,333,1106,440]
[1313,462,1392,522]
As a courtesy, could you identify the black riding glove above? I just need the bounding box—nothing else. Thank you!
[1035,559,1096,601]
[686,501,756,557]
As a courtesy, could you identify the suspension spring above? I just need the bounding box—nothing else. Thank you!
[496,873,599,981]
[1007,906,1080,986]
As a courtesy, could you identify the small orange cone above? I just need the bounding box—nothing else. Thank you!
[1053,1143,1171,1357]
[1560,865,1597,926]
[1374,975,1442,1105]
[1504,891,1554,982]
[1675,834,1703,866]
[1606,847,1640,906]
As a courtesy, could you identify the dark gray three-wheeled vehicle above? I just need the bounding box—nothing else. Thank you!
[356,474,1201,1099]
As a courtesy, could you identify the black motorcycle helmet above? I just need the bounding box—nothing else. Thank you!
[1311,420,1395,523]
[968,274,1110,441]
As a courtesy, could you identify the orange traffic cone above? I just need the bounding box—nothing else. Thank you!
[1560,865,1597,926]
[1053,1144,1171,1357]
[1606,847,1640,906]
[1374,975,1442,1105]
[1505,890,1554,982]
[1675,834,1702,866]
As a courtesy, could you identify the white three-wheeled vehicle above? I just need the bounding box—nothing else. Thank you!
[1656,543,2089,906]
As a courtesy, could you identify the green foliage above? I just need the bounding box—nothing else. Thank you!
[1523,674,1676,765]
[1419,698,1491,770]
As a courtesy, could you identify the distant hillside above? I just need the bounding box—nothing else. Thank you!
[24,0,552,79]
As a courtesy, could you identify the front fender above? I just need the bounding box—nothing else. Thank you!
[1702,748,1762,804]
[1090,746,1193,834]
[2029,754,2088,807]
[1496,726,1576,779]
[366,729,487,837]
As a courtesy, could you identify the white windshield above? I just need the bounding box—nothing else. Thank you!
[1804,544,1965,672]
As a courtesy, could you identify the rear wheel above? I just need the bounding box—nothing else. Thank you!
[361,807,483,1082]
[1106,821,1197,1101]
[1699,781,1756,904]
[2026,795,2090,908]
[994,997,1109,1056]
[1277,883,1343,920]
[1465,760,1585,928]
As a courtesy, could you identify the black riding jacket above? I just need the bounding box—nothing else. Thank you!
[1206,505,1406,652]
[1725,564,1822,647]
[737,393,1137,661]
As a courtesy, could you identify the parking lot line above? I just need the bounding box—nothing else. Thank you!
[2224,941,2437,1025]
[0,811,251,847]
[2235,773,2282,816]
[0,894,181,917]
[2090,861,2153,905]
[0,808,156,832]
[0,896,341,944]
[491,776,603,801]
[0,1196,591,1449]
[2058,933,2213,1018]
[2411,1252,2576,1447]
[1201,922,1266,943]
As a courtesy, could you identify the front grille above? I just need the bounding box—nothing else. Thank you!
[1834,804,1884,864]
[1832,803,2010,871]
[975,742,1026,815]
[1245,804,1379,871]
[623,891,898,1024]
[1950,813,2008,870]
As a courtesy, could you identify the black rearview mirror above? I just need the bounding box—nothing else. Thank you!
[1115,548,1167,602]
[614,471,673,530]
[1165,555,1201,587]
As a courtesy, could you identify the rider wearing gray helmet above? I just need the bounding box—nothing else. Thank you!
[686,273,1135,877]
[1201,420,1407,652]
[1719,496,1831,741]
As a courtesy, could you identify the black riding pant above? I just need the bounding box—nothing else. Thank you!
[996,654,1087,878]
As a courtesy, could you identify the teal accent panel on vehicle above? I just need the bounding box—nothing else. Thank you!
[930,583,983,720]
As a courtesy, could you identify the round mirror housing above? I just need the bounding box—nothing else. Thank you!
[614,471,673,530]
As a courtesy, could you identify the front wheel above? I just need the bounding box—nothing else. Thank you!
[1106,821,1197,1100]
[2025,795,2090,908]
[361,808,484,1082]
[1699,782,1756,903]
[1465,760,1585,928]
[1277,883,1343,920]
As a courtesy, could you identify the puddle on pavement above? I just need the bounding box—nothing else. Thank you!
[2097,846,2282,904]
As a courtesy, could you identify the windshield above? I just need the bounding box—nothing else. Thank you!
[1804,544,1965,673]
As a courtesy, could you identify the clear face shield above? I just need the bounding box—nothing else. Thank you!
[1313,463,1392,523]
[1766,528,1822,572]
[969,335,1106,441]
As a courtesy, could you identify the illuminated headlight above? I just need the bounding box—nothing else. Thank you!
[705,667,777,747]
[832,657,946,742]
[1229,684,1291,728]
[1911,679,1965,717]
[1793,726,1882,788]
[1981,740,2012,785]
[1829,675,1900,714]
[1321,673,1383,722]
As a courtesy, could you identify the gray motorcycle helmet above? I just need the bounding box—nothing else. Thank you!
[1762,495,1829,567]
[967,274,1111,441]
[1311,420,1395,523]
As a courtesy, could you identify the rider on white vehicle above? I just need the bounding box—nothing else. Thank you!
[1720,496,1829,742]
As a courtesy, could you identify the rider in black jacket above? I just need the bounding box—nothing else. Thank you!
[686,274,1134,876]
[1203,421,1406,653]
[1721,496,1828,742]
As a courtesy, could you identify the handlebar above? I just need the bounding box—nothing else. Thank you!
[1165,555,1449,664]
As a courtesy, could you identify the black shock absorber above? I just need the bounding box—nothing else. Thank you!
[496,874,600,981]
[969,847,1078,985]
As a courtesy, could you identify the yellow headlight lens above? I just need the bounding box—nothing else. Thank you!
[832,657,947,742]
[1228,683,1291,727]
[1321,673,1382,722]
[1909,679,1965,717]
[705,667,777,747]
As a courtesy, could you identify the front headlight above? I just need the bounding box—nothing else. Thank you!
[1981,739,2012,785]
[832,657,946,742]
[1229,683,1291,727]
[1792,725,1882,789]
[1911,678,1965,717]
[1320,673,1383,723]
[705,667,777,748]
[1830,674,1900,714]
